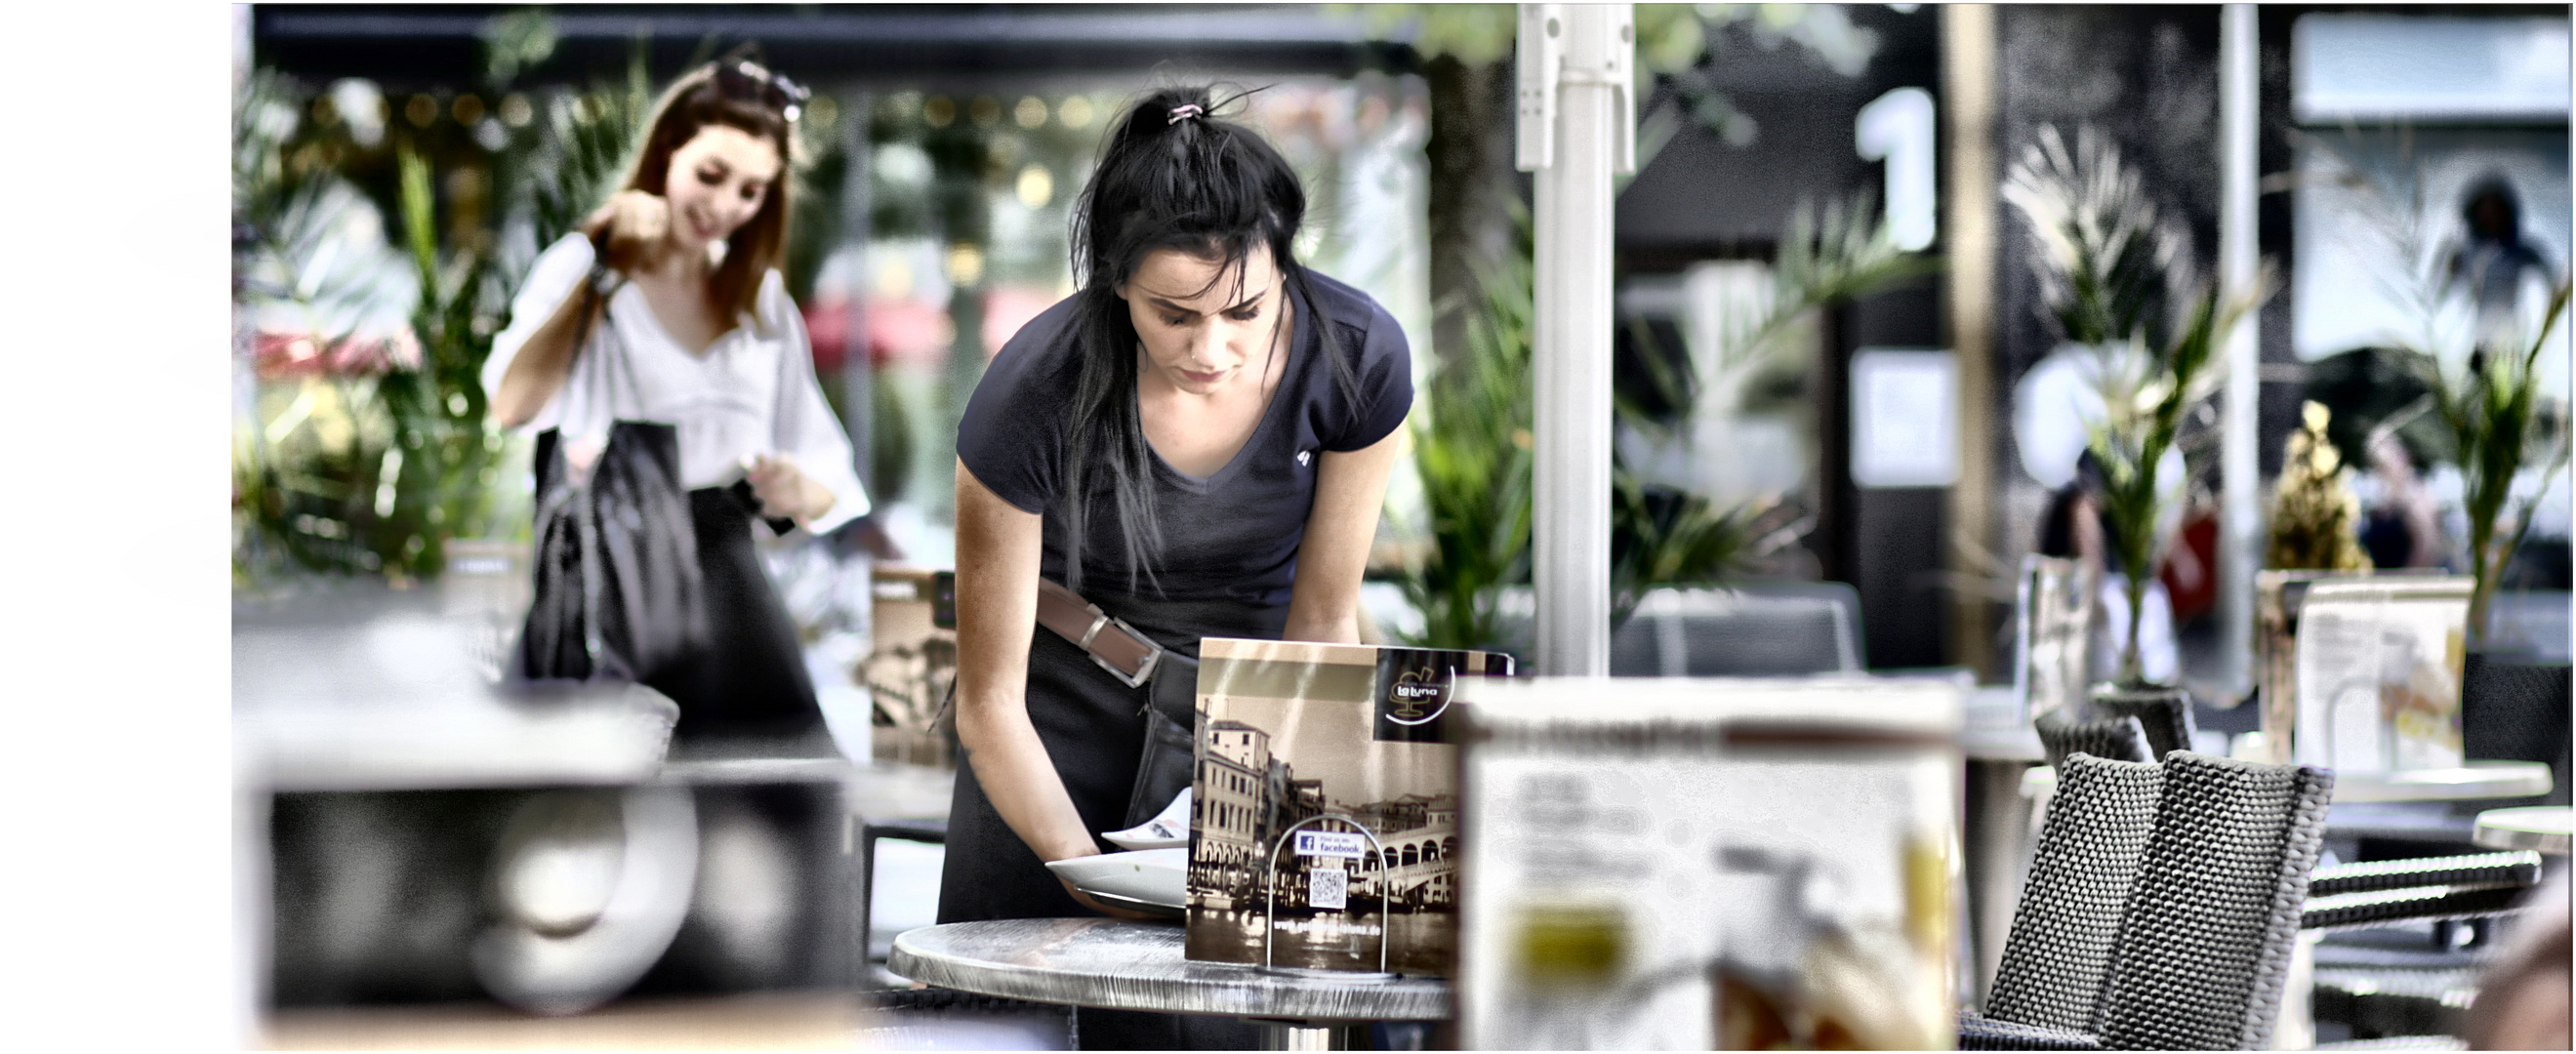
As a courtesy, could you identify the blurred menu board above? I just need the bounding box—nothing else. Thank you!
[1457,679,1961,1050]
[2293,578,2473,774]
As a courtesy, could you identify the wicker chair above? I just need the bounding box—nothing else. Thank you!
[1980,753,2165,1035]
[2033,709,2154,771]
[2087,688,2198,762]
[2300,851,2547,1043]
[1964,752,2336,1050]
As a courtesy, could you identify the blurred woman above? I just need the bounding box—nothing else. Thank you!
[481,57,866,741]
[941,86,1411,1048]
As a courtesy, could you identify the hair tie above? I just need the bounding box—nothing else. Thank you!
[1166,103,1206,126]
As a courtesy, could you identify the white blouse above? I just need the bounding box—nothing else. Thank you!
[481,234,869,536]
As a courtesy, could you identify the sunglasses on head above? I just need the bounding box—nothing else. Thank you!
[715,59,810,123]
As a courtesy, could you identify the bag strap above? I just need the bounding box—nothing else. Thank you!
[1033,579,1167,691]
[558,264,635,442]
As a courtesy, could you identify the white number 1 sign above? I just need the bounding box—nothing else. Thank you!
[1856,87,1938,252]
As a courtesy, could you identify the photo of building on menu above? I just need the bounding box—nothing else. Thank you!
[1186,707,1461,975]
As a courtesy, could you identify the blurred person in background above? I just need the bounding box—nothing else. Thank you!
[2359,431,2445,570]
[2035,450,2179,683]
[2447,176,2557,356]
[481,57,868,741]
[941,86,1411,1049]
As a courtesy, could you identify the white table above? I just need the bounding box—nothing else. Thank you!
[889,918,1450,1049]
[2332,761,2555,804]
[2474,806,2573,854]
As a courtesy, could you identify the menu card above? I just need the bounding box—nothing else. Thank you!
[2292,578,2473,774]
[1456,678,1961,1050]
[1184,639,1511,976]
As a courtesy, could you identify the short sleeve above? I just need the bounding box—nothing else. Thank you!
[480,233,596,434]
[761,271,871,536]
[1322,299,1414,452]
[956,296,1084,514]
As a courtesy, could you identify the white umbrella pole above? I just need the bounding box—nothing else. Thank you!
[1518,4,1633,676]
[2219,4,2262,695]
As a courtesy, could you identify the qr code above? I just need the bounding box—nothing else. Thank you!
[1308,866,1348,911]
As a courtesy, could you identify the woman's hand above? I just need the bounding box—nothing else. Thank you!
[583,189,674,274]
[953,461,1115,875]
[747,454,835,525]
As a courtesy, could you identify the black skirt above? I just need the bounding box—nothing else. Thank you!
[937,591,1282,1050]
[640,487,827,742]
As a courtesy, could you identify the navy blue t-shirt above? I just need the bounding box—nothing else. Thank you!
[957,271,1412,611]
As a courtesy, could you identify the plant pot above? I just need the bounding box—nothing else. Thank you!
[2086,681,2196,762]
[2462,651,2572,807]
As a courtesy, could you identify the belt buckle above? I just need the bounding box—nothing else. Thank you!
[1087,614,1163,689]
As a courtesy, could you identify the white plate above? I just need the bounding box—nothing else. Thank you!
[1043,848,1189,909]
[1101,788,1192,851]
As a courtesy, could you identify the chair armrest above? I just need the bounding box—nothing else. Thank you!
[2309,851,2541,897]
[2302,883,2533,931]
[1959,1011,2106,1051]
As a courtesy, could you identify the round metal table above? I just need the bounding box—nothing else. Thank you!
[2474,806,2573,854]
[888,918,1451,1049]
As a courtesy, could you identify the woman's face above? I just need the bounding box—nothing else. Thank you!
[1118,245,1286,396]
[661,124,782,253]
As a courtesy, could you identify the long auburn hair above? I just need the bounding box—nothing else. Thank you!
[611,60,797,328]
[1058,85,1359,595]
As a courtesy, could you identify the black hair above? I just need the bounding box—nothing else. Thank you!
[2462,175,2523,244]
[1055,85,1359,595]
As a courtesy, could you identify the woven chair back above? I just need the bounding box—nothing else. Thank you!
[2095,751,2333,1050]
[2034,708,2154,770]
[1983,752,2164,1031]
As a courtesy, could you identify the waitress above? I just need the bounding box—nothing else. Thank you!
[942,87,1411,1048]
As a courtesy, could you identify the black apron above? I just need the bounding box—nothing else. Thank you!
[640,487,827,742]
[937,591,1282,1050]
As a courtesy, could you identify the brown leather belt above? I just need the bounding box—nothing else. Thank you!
[1034,579,1165,689]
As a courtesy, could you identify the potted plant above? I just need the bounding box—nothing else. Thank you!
[2002,126,2263,743]
[2393,286,2571,645]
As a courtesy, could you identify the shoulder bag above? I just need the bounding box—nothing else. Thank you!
[515,270,710,683]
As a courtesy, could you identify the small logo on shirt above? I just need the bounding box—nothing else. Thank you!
[1296,450,1313,467]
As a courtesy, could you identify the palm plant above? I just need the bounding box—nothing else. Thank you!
[1401,188,1934,651]
[2305,127,2574,643]
[233,70,415,579]
[2404,285,2571,639]
[1608,189,1934,627]
[1402,240,1535,652]
[233,21,656,586]
[2004,124,2264,685]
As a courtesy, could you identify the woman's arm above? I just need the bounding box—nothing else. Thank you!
[955,461,1154,922]
[756,271,870,532]
[489,286,601,429]
[485,193,669,429]
[1281,428,1405,643]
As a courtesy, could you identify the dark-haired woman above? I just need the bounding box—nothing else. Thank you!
[481,59,867,741]
[940,89,1410,1048]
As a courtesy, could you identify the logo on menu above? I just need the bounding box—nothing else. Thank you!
[1374,649,1465,742]
[1388,669,1444,720]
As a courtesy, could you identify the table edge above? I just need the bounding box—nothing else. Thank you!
[886,924,1453,1022]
